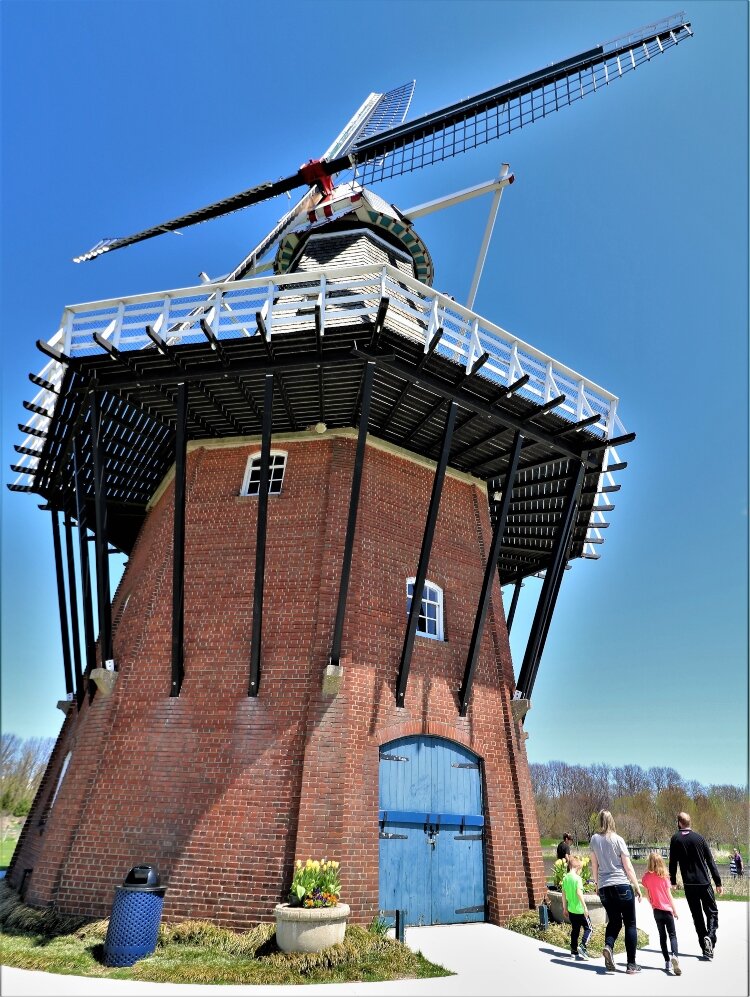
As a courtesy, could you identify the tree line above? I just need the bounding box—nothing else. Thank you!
[530,760,747,848]
[1,734,55,816]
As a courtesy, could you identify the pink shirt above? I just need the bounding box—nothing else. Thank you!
[643,871,674,912]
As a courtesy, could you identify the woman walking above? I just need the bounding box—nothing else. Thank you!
[590,810,643,975]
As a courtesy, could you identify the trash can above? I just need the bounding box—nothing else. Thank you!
[103,865,166,967]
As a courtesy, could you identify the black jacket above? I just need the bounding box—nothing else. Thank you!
[669,829,722,888]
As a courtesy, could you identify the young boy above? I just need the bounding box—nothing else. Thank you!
[561,854,593,960]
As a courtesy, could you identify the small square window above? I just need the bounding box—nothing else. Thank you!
[241,451,287,496]
[406,579,444,641]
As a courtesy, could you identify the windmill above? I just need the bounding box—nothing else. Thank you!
[8,13,691,930]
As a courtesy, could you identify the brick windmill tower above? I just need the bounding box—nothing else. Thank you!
[8,15,691,928]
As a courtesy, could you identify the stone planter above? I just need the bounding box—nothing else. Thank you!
[274,903,350,953]
[546,888,606,927]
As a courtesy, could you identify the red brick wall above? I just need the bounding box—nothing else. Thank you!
[10,435,545,927]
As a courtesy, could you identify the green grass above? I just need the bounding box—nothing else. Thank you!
[506,909,649,955]
[0,882,451,985]
[0,835,19,869]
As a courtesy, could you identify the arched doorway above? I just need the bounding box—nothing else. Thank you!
[378,735,485,925]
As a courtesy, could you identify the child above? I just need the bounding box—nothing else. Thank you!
[642,852,681,976]
[561,854,593,960]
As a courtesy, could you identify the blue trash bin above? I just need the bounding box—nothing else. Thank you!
[103,865,166,967]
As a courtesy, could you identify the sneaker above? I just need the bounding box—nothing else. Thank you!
[576,950,590,961]
[671,955,681,976]
[626,964,641,975]
[704,936,713,959]
[664,960,672,975]
[579,943,590,958]
[603,945,616,973]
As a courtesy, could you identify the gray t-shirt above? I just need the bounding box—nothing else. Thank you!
[590,832,630,888]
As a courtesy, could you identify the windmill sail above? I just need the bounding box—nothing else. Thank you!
[73,13,691,262]
[351,12,692,184]
[226,81,416,281]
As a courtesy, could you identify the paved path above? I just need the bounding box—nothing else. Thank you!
[2,897,748,996]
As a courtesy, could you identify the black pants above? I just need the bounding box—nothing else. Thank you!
[653,908,678,960]
[599,884,638,965]
[569,911,592,954]
[684,884,719,950]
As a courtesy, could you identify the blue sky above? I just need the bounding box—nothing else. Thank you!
[1,1,747,788]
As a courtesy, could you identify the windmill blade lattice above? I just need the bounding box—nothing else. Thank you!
[73,12,691,263]
[351,12,692,183]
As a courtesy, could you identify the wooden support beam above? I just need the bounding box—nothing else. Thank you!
[329,361,375,667]
[63,510,84,704]
[50,509,74,699]
[170,382,188,697]
[459,431,523,716]
[506,577,523,633]
[73,438,97,705]
[249,373,274,696]
[396,401,457,707]
[89,391,113,667]
[515,457,586,698]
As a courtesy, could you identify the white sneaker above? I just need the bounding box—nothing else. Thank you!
[664,960,672,974]
[671,955,681,976]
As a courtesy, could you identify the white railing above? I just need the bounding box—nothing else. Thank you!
[13,263,627,558]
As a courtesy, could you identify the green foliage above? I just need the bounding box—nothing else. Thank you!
[506,909,649,955]
[0,882,451,986]
[289,858,341,908]
[552,856,597,894]
[368,916,390,936]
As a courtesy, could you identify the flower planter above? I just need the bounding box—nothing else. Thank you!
[274,903,350,953]
[546,888,606,927]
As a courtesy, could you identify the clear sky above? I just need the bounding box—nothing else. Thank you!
[1,1,747,788]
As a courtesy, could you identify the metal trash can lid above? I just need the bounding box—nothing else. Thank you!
[120,864,164,892]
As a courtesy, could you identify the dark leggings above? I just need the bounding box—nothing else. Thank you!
[599,884,638,965]
[569,911,592,954]
[653,908,678,959]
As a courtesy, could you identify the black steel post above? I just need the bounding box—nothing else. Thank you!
[395,401,457,707]
[249,373,274,696]
[170,381,188,697]
[73,438,97,702]
[330,361,375,667]
[50,509,74,698]
[63,511,84,703]
[524,458,588,697]
[506,578,523,633]
[515,459,586,697]
[459,432,523,716]
[89,391,113,666]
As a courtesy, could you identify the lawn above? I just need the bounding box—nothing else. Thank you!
[0,883,450,986]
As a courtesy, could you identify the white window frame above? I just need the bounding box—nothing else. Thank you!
[406,577,445,641]
[240,449,288,497]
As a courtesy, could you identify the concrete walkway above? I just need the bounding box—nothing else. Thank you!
[2,897,748,996]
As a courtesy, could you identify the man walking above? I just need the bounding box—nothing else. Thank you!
[669,812,723,959]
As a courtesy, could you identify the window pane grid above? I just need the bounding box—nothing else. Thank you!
[406,580,443,640]
[243,452,287,496]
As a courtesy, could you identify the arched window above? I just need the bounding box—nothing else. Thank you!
[241,450,288,496]
[406,578,444,641]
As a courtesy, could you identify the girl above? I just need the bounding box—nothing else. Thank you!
[590,810,643,975]
[643,852,681,976]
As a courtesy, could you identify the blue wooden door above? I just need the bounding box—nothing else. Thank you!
[378,735,485,925]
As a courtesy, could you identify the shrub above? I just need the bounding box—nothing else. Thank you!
[289,858,341,908]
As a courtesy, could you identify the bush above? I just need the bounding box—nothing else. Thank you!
[507,909,649,955]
